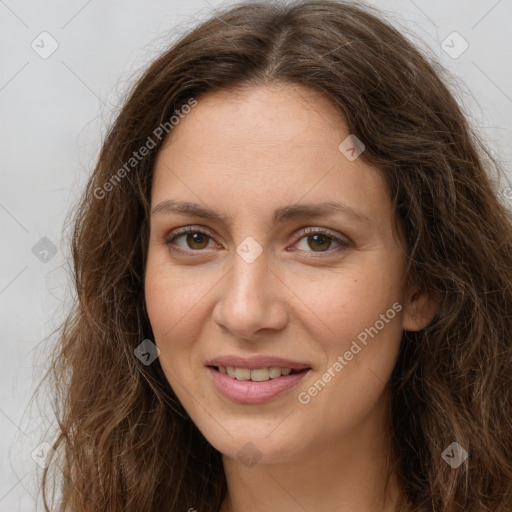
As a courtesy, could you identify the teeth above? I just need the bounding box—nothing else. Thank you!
[219,366,303,381]
[268,367,282,378]
[250,368,269,381]
[235,368,251,380]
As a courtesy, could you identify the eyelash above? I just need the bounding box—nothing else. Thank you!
[164,226,351,257]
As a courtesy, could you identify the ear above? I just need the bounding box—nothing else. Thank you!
[402,286,441,331]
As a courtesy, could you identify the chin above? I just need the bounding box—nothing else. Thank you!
[201,423,306,465]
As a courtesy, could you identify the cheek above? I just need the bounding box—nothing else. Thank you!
[144,254,208,338]
[144,270,175,339]
[294,285,402,445]
[144,253,219,387]
[289,254,404,397]
[144,266,194,394]
[144,256,191,374]
[286,256,403,343]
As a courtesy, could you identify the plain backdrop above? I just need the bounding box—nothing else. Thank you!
[1,0,511,510]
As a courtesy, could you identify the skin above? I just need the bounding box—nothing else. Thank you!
[144,82,436,512]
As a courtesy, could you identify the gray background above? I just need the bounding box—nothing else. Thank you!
[1,0,511,510]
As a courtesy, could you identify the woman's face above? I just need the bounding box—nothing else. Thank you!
[145,83,412,463]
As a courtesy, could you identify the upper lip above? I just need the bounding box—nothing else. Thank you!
[206,355,311,370]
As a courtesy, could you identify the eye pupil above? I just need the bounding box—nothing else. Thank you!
[308,234,330,251]
[187,232,209,249]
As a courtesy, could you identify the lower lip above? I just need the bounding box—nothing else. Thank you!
[207,367,310,404]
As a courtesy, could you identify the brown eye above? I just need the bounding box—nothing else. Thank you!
[293,228,351,255]
[165,228,216,253]
[183,232,211,250]
[305,234,332,251]
[164,226,351,258]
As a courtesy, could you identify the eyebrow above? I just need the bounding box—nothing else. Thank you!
[151,199,372,227]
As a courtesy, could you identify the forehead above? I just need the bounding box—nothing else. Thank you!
[151,83,390,222]
[156,83,347,165]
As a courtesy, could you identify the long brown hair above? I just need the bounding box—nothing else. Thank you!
[37,0,512,510]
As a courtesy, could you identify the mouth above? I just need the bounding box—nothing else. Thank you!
[206,364,312,404]
[208,365,310,382]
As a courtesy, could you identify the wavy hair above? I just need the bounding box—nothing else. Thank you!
[38,0,512,510]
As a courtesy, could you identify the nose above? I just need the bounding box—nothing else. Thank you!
[212,248,289,342]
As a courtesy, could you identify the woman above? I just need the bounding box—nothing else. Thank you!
[39,0,512,510]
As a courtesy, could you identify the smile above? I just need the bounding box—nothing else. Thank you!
[215,365,305,381]
[207,366,311,404]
